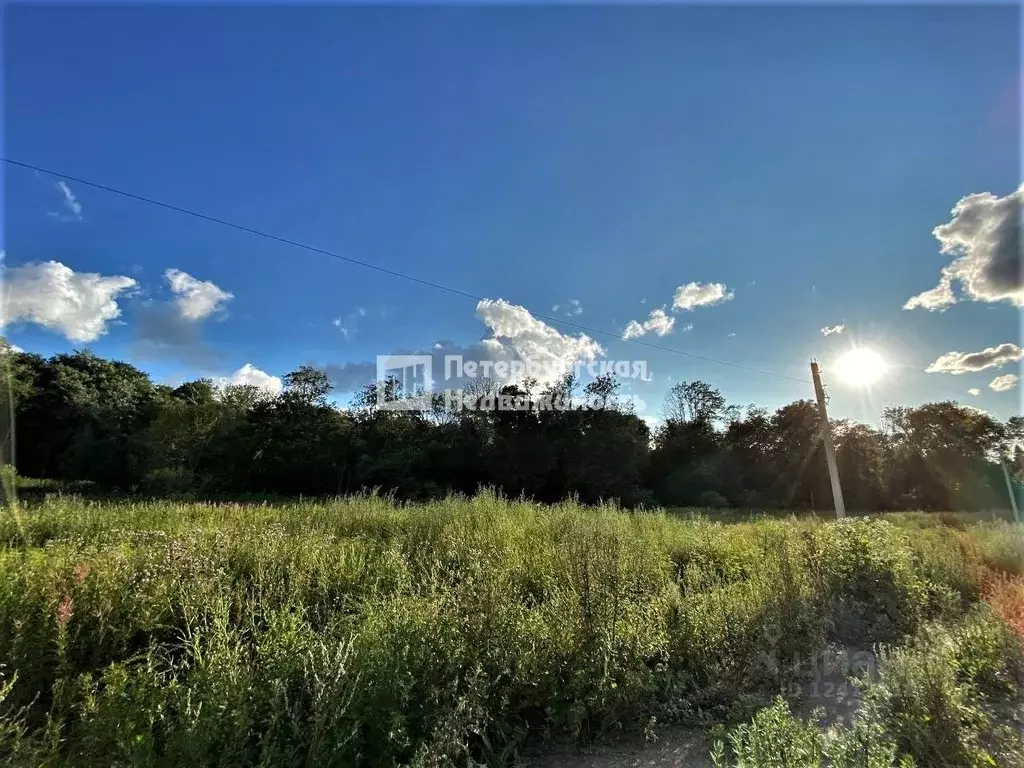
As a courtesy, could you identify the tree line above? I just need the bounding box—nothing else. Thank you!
[2,343,1021,511]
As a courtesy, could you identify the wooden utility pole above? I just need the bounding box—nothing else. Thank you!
[1000,461,1021,524]
[810,361,846,518]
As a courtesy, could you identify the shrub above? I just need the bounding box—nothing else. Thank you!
[710,698,825,767]
[813,520,930,643]
[712,608,1024,768]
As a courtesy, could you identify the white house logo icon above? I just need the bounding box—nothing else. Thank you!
[375,354,432,411]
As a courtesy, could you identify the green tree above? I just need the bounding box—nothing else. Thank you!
[14,351,159,487]
[881,402,1006,510]
[142,379,224,491]
[769,400,829,510]
[283,365,332,406]
[835,423,885,511]
[662,380,726,424]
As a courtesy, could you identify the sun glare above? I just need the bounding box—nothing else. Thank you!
[833,347,888,387]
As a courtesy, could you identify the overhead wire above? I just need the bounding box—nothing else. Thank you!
[3,156,813,384]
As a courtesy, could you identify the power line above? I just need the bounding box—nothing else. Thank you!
[4,156,811,384]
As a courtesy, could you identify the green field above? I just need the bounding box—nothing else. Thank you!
[0,494,1022,766]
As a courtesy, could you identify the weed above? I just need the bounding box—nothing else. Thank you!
[0,495,1019,766]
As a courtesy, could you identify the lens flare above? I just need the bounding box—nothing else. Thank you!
[833,347,888,387]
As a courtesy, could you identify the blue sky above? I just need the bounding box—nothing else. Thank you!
[2,4,1021,423]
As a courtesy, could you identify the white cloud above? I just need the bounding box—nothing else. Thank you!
[905,185,1022,310]
[552,299,583,316]
[725,332,737,338]
[622,320,645,340]
[325,299,601,394]
[1,260,136,342]
[333,316,354,339]
[903,270,957,311]
[622,307,675,339]
[821,324,845,336]
[480,337,505,355]
[925,343,1023,375]
[967,388,981,396]
[333,307,367,340]
[475,298,603,383]
[217,363,283,395]
[1,342,24,353]
[672,281,734,311]
[165,269,233,321]
[48,180,83,222]
[989,373,1019,392]
[134,270,232,366]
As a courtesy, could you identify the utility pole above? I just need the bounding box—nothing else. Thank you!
[1000,460,1021,524]
[810,360,845,519]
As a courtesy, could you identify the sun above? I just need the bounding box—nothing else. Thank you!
[833,347,888,387]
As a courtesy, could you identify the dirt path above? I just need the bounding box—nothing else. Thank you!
[525,728,713,768]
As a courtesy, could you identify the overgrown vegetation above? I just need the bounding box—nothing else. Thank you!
[713,609,1024,767]
[0,494,1020,766]
[2,345,1022,511]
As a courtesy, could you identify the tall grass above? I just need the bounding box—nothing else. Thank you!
[712,607,1024,767]
[0,492,1019,766]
